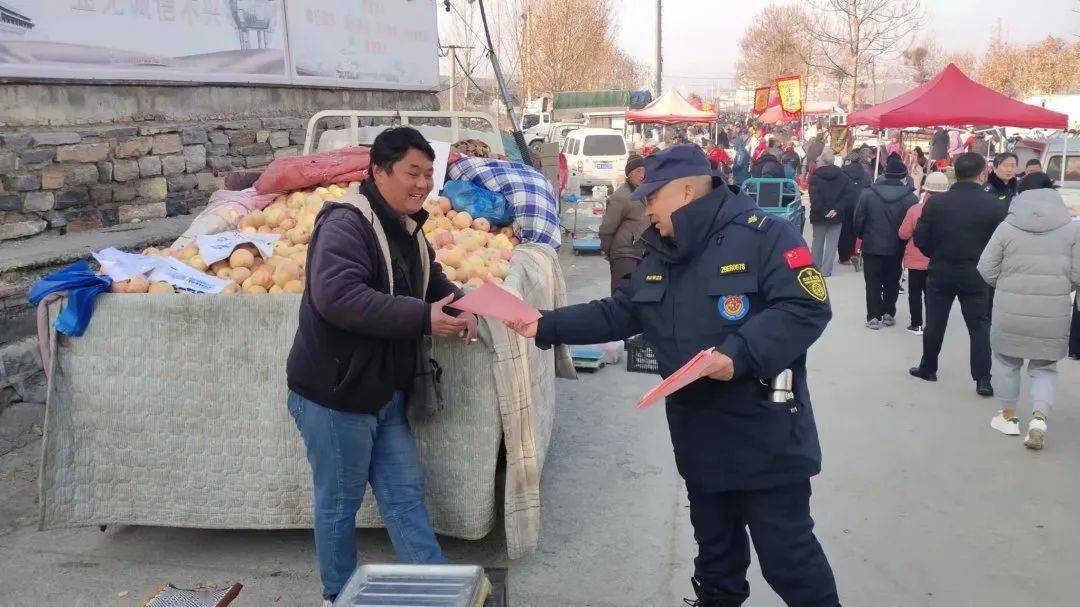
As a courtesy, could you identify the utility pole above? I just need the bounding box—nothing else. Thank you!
[522,7,532,101]
[654,0,663,96]
[442,45,473,111]
[475,0,533,166]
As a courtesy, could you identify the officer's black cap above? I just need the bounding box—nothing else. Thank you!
[631,144,714,202]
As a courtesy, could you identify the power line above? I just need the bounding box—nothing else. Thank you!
[445,0,493,55]
[454,51,494,97]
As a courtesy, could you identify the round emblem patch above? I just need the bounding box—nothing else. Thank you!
[718,294,750,321]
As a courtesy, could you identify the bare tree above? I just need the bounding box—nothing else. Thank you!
[514,0,641,97]
[942,50,978,75]
[735,5,816,90]
[901,38,943,84]
[976,24,1024,96]
[807,0,922,111]
[1019,36,1078,95]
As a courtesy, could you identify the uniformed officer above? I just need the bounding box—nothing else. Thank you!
[509,145,840,607]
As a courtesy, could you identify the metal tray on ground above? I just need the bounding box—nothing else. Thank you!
[334,564,491,607]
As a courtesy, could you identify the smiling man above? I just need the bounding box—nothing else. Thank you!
[509,145,840,607]
[286,126,476,605]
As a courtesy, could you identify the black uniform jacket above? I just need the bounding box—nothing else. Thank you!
[536,179,832,492]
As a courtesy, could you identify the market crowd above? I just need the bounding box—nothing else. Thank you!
[608,118,1080,453]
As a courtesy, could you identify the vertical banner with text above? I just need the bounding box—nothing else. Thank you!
[752,86,772,115]
[774,74,804,114]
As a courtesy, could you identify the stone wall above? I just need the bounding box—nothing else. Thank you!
[0,118,310,240]
[0,82,439,241]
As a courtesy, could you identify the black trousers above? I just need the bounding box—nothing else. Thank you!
[919,271,991,380]
[837,207,857,263]
[608,257,639,298]
[907,269,928,327]
[687,480,840,607]
[861,253,903,321]
[1070,305,1080,357]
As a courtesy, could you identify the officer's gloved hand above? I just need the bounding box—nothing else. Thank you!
[701,351,735,381]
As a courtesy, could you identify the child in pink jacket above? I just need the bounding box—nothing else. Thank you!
[898,172,949,334]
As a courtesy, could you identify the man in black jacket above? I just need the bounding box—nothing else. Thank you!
[930,128,949,161]
[286,127,477,603]
[983,152,1019,210]
[854,154,918,328]
[509,145,839,607]
[911,152,1007,396]
[838,152,871,266]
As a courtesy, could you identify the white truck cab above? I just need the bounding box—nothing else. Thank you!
[1012,134,1080,212]
[521,111,552,153]
[303,110,505,156]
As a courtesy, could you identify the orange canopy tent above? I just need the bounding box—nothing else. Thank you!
[626,89,718,124]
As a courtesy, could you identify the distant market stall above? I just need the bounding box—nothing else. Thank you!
[846,63,1069,179]
[625,89,719,124]
[33,111,572,560]
[846,64,1068,129]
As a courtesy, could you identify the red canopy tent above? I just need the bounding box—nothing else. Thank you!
[626,89,718,124]
[846,64,1067,129]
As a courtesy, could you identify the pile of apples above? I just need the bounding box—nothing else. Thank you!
[422,197,519,289]
[109,242,306,295]
[108,184,353,294]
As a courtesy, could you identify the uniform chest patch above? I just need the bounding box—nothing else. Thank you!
[645,274,664,283]
[797,267,829,302]
[718,294,750,320]
[719,262,747,275]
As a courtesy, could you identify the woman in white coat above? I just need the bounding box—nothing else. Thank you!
[978,188,1080,449]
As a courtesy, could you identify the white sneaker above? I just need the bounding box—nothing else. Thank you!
[323,600,334,607]
[990,412,1021,436]
[865,318,882,330]
[1024,418,1047,450]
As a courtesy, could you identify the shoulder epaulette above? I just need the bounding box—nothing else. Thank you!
[736,208,771,232]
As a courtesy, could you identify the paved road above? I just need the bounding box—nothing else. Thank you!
[2,249,1078,606]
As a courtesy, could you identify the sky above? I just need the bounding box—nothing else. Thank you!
[435,0,1080,101]
[612,0,1080,94]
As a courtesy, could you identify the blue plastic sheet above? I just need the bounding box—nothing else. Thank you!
[443,179,515,226]
[28,260,112,337]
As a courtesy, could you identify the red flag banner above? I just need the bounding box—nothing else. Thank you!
[774,74,803,114]
[753,86,772,115]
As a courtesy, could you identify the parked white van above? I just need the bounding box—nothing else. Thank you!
[561,128,629,191]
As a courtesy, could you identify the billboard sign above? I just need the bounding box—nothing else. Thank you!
[0,0,438,90]
[285,0,438,89]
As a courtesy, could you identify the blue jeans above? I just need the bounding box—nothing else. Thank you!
[287,390,446,600]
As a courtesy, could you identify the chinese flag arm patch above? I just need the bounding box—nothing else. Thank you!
[783,246,814,269]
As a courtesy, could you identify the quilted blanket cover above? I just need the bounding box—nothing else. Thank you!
[38,244,571,559]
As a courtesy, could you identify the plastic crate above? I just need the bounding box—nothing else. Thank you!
[626,334,659,374]
[333,564,489,607]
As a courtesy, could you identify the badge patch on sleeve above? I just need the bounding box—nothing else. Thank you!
[797,268,829,302]
[718,294,750,320]
[784,246,814,269]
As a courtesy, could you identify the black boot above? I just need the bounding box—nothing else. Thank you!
[976,377,994,397]
[908,366,937,382]
[683,578,742,607]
